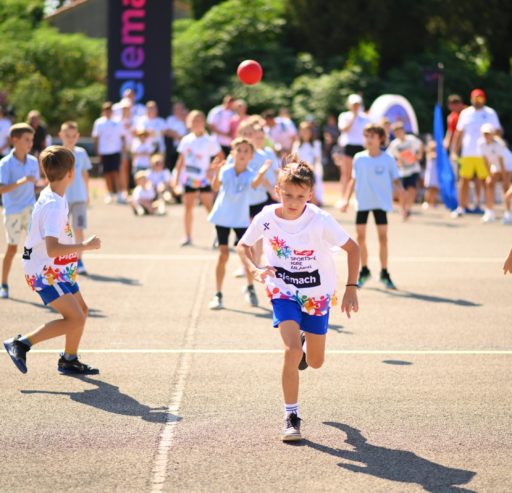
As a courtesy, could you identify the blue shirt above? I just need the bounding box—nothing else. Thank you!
[65,146,92,203]
[208,164,256,228]
[226,151,269,206]
[0,151,40,215]
[352,150,400,212]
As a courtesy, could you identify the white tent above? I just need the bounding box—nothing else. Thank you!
[369,94,419,134]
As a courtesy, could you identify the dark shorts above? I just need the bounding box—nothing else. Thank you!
[401,172,420,190]
[101,153,121,173]
[356,209,388,225]
[344,144,365,158]
[215,225,247,246]
[184,184,212,194]
[249,200,268,218]
[272,299,329,335]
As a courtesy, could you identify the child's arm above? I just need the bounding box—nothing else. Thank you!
[210,157,225,193]
[340,178,355,212]
[83,170,90,205]
[172,154,184,188]
[0,175,37,194]
[45,235,101,258]
[504,248,512,275]
[340,238,360,318]
[251,160,272,189]
[237,243,276,283]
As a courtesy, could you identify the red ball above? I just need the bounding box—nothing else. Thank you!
[237,60,263,85]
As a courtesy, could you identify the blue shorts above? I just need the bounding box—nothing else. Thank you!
[37,282,79,305]
[271,299,329,335]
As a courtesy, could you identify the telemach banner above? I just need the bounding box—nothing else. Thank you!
[107,0,172,112]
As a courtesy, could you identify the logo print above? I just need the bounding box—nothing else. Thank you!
[270,236,292,259]
[263,222,270,231]
[293,249,314,256]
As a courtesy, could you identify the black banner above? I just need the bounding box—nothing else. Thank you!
[275,267,321,289]
[107,0,173,113]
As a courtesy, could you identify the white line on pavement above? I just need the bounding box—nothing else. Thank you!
[25,349,512,355]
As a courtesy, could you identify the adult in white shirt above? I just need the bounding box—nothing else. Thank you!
[137,101,167,154]
[0,106,11,158]
[337,94,372,205]
[165,102,188,170]
[112,88,146,120]
[451,89,501,216]
[114,100,136,197]
[263,109,297,156]
[92,102,125,203]
[207,95,236,155]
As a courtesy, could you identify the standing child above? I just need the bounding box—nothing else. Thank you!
[341,123,402,289]
[173,110,224,246]
[422,141,439,209]
[0,123,39,299]
[207,138,271,309]
[3,146,101,374]
[59,121,92,275]
[237,159,360,441]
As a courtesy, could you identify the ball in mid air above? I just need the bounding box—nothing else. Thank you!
[237,60,263,85]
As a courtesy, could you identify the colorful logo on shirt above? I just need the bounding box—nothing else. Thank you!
[25,263,77,291]
[270,236,292,259]
[266,286,336,316]
[64,222,73,238]
[275,267,321,288]
[54,253,79,265]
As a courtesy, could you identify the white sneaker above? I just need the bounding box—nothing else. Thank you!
[233,266,246,278]
[208,293,224,310]
[451,207,465,218]
[104,194,114,204]
[482,210,496,223]
[502,211,512,225]
[421,202,429,210]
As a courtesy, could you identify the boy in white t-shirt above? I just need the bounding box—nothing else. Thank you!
[3,146,101,375]
[237,159,360,442]
[341,123,402,289]
[129,170,163,216]
[147,153,173,203]
[60,121,93,276]
[131,129,153,174]
[174,110,224,246]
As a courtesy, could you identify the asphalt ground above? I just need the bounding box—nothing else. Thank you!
[0,181,511,493]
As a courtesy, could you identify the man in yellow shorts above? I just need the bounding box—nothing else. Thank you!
[450,89,501,217]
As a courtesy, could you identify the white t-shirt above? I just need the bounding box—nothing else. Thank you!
[387,135,423,177]
[166,115,187,147]
[115,116,136,150]
[337,111,372,146]
[291,141,322,166]
[478,138,505,173]
[240,204,350,316]
[266,119,297,152]
[23,187,77,291]
[0,118,11,154]
[132,184,155,203]
[207,105,235,147]
[177,132,221,188]
[147,168,172,188]
[456,106,501,156]
[137,116,167,152]
[131,139,153,169]
[92,116,124,155]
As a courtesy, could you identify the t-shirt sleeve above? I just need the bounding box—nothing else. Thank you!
[351,156,359,179]
[83,150,92,171]
[338,112,350,130]
[91,120,99,138]
[322,214,350,247]
[209,137,222,156]
[42,204,63,239]
[177,136,187,154]
[455,111,467,132]
[388,155,400,180]
[0,161,9,184]
[239,213,264,246]
[33,159,41,180]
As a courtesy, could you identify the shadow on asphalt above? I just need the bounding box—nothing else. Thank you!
[20,375,178,424]
[382,360,413,366]
[83,273,142,286]
[367,287,481,307]
[293,422,476,492]
[8,297,106,318]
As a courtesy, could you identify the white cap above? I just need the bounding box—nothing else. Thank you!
[481,123,495,134]
[347,93,362,106]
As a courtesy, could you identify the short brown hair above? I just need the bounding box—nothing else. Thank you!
[102,101,113,111]
[60,121,79,132]
[391,121,405,132]
[40,145,75,182]
[231,137,255,153]
[363,123,387,145]
[278,155,315,189]
[10,123,34,140]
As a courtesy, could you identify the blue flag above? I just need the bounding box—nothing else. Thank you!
[433,104,458,210]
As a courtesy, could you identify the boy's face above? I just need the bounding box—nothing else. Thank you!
[253,130,265,148]
[275,181,313,219]
[59,128,79,148]
[191,115,205,133]
[394,127,405,139]
[364,131,382,150]
[483,132,493,143]
[12,132,34,155]
[232,143,253,166]
[152,158,164,170]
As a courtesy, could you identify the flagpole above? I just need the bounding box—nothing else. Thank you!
[437,62,444,107]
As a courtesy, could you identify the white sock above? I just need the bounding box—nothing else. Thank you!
[284,403,299,416]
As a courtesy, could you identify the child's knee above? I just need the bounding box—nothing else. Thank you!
[218,247,229,262]
[307,355,324,369]
[284,346,303,366]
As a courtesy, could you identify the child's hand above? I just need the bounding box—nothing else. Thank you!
[83,235,101,251]
[251,265,276,283]
[20,175,36,185]
[339,200,349,213]
[210,156,225,171]
[259,159,272,174]
[341,287,359,318]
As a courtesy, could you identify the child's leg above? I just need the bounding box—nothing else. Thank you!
[24,294,86,355]
[215,245,230,293]
[304,332,326,369]
[183,192,196,239]
[279,320,302,405]
[484,177,495,211]
[199,191,214,213]
[376,224,388,269]
[356,225,368,267]
[2,244,17,285]
[104,171,115,194]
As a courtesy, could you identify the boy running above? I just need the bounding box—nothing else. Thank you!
[341,123,402,289]
[237,159,360,441]
[3,146,101,375]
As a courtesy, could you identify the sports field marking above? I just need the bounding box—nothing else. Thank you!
[24,349,512,355]
[149,264,208,493]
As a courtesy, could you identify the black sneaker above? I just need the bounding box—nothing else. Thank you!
[358,267,371,287]
[58,355,99,375]
[3,335,30,373]
[282,413,302,442]
[380,270,397,290]
[298,331,308,371]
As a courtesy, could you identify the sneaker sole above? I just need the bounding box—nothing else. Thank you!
[282,433,302,442]
[58,367,100,375]
[3,341,28,374]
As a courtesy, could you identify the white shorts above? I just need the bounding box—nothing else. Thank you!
[68,202,88,230]
[3,206,32,245]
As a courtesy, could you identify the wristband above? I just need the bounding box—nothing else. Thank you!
[346,283,359,288]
